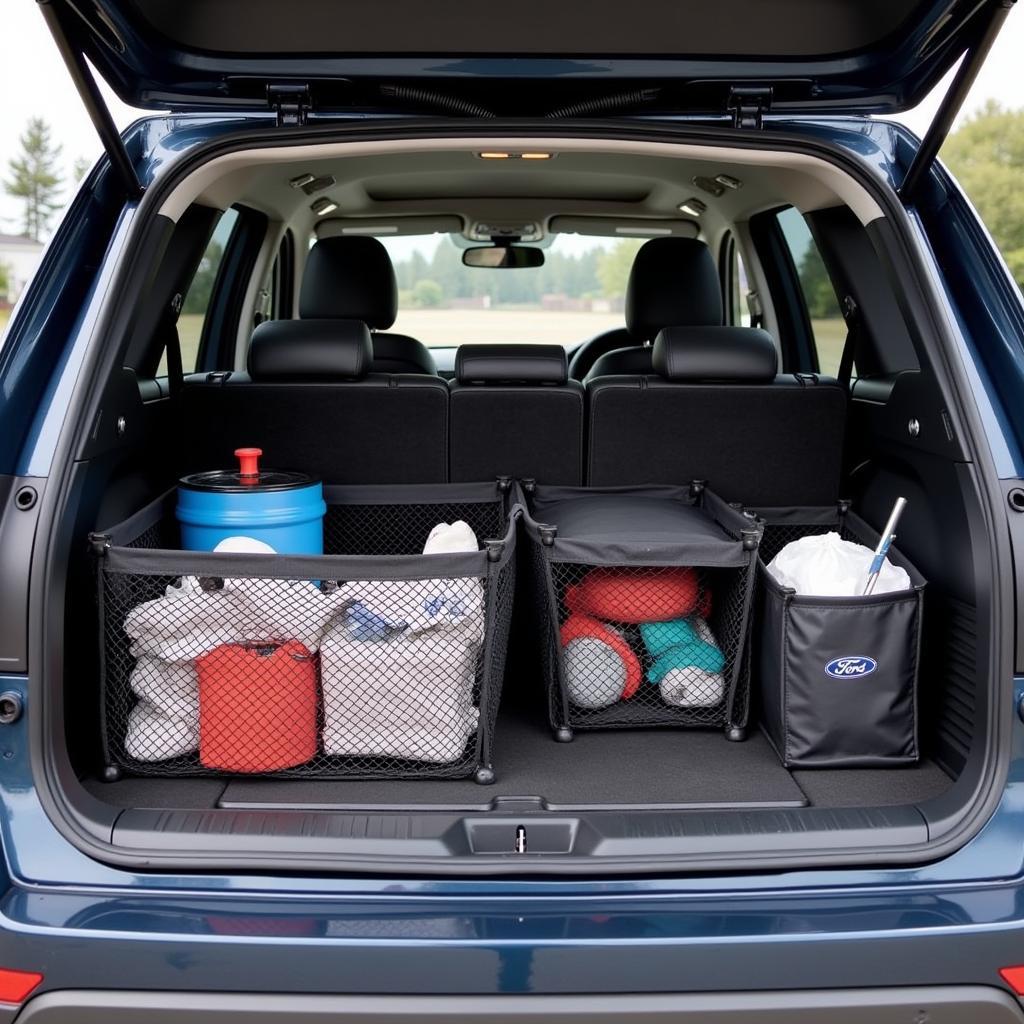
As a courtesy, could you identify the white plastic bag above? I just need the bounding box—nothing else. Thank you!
[766,531,911,597]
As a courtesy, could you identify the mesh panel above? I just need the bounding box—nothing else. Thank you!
[325,501,503,556]
[542,562,753,731]
[124,517,180,551]
[98,495,513,781]
[531,541,566,736]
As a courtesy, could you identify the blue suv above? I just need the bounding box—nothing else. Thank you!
[1,0,1024,1019]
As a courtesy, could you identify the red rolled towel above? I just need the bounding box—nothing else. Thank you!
[565,567,699,624]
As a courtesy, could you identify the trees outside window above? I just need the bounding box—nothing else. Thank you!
[943,101,1024,290]
[3,118,64,243]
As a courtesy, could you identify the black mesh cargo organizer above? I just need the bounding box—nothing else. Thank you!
[523,483,762,741]
[754,504,926,768]
[91,481,518,783]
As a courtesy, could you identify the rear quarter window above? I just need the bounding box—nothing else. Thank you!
[157,207,239,376]
[776,207,845,375]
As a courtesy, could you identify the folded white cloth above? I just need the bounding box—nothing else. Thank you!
[320,617,481,762]
[423,520,479,554]
[124,657,199,761]
[125,575,353,662]
[123,575,351,761]
[121,526,487,763]
[322,523,486,759]
[333,576,485,639]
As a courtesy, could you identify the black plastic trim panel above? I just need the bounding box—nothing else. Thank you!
[0,476,45,672]
[111,805,927,872]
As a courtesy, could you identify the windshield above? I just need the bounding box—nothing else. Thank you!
[372,234,637,347]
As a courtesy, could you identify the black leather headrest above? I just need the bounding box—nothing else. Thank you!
[626,237,722,341]
[248,319,373,381]
[652,326,778,382]
[370,332,438,375]
[300,237,397,328]
[586,345,654,381]
[456,344,568,385]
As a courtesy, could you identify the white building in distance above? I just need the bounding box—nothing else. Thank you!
[0,233,44,305]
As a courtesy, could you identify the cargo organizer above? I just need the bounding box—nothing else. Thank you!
[753,503,926,768]
[91,481,517,783]
[523,482,762,741]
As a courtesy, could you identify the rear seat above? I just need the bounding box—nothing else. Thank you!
[180,321,449,484]
[301,236,438,375]
[448,344,584,484]
[585,236,724,380]
[586,326,847,505]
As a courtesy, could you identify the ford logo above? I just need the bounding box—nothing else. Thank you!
[825,656,878,679]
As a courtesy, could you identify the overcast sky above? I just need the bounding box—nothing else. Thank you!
[1,3,1021,235]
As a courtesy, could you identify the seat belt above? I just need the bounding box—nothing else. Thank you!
[745,290,764,330]
[836,294,860,391]
[163,292,185,396]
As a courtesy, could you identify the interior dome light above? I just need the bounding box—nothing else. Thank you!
[311,197,339,216]
[678,198,707,217]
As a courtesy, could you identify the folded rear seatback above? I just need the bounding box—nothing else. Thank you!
[448,343,585,485]
[180,320,449,484]
[586,326,846,505]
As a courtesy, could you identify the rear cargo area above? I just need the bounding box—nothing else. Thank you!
[78,472,959,826]
[41,134,1000,870]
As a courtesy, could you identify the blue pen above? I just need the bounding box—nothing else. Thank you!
[863,497,908,595]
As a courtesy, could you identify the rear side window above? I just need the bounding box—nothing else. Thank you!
[258,230,296,326]
[157,208,239,376]
[775,208,844,375]
[720,232,752,328]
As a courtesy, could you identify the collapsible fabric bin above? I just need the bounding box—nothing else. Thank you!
[754,504,925,768]
[523,482,762,740]
[92,481,517,783]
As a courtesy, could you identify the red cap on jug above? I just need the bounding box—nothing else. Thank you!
[235,448,262,482]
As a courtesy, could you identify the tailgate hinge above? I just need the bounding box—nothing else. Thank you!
[727,86,773,130]
[268,83,312,127]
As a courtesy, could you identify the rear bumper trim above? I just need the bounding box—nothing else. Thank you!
[13,986,1024,1023]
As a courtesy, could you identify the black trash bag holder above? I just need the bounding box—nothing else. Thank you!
[753,502,926,769]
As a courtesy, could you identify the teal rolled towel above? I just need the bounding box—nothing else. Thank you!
[640,617,725,708]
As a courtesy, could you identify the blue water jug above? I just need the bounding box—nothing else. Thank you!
[177,448,326,554]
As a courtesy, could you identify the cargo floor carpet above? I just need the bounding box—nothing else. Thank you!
[217,712,807,810]
[84,715,954,812]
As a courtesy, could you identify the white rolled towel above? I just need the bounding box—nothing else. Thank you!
[423,520,479,554]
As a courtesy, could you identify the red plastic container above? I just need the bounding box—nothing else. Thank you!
[197,640,317,772]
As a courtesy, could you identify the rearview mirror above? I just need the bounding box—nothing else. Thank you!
[462,245,545,269]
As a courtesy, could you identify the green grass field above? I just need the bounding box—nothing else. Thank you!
[177,313,205,371]
[811,317,846,376]
[4,307,845,373]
